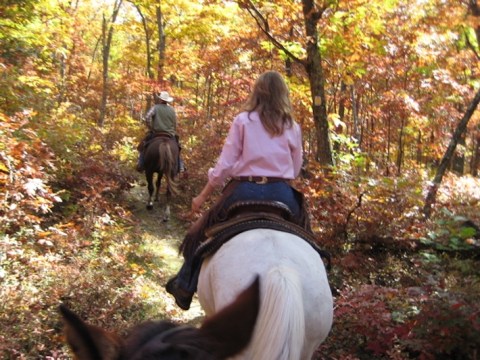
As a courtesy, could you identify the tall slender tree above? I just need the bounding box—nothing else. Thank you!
[99,0,123,126]
[423,88,480,218]
[156,0,166,84]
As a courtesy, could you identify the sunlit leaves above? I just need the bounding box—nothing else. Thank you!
[0,112,60,234]
[278,41,306,60]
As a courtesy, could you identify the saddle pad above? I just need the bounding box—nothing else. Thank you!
[196,217,331,270]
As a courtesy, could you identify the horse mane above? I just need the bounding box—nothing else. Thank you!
[122,321,178,358]
[115,322,214,360]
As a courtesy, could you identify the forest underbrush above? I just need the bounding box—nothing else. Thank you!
[1,115,479,359]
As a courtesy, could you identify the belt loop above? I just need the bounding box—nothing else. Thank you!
[248,175,253,182]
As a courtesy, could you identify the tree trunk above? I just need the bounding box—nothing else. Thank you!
[423,88,480,219]
[472,129,480,176]
[132,3,153,111]
[285,26,294,77]
[98,0,123,127]
[416,130,422,164]
[156,0,166,84]
[351,85,360,141]
[451,133,466,175]
[338,81,347,123]
[469,0,480,51]
[99,14,108,126]
[396,116,406,176]
[133,4,153,80]
[332,81,347,154]
[301,0,333,166]
[386,116,391,176]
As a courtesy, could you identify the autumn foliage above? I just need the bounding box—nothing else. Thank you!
[1,0,480,359]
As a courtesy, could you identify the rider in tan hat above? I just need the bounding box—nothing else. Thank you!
[136,91,185,173]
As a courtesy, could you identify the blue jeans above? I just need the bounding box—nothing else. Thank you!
[222,181,300,219]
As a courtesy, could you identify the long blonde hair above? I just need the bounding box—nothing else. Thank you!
[242,71,294,136]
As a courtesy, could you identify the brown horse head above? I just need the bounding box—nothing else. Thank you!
[60,277,260,360]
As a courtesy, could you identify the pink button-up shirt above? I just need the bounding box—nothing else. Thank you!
[208,111,303,188]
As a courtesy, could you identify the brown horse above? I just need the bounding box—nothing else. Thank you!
[60,277,260,360]
[143,135,179,221]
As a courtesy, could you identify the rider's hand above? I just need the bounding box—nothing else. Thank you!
[191,195,204,213]
[191,182,214,213]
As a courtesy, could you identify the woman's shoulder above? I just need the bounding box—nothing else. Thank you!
[235,111,259,122]
[284,118,300,130]
[287,120,302,138]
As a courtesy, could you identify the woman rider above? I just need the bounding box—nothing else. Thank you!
[166,70,311,310]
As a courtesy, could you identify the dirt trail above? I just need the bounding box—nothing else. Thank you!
[127,181,204,325]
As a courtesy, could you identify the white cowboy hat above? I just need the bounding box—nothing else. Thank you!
[157,91,173,102]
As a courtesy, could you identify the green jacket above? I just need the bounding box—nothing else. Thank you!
[146,104,176,136]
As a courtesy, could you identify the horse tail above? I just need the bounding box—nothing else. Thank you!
[249,266,304,360]
[158,140,179,195]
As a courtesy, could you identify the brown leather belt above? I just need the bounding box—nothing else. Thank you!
[233,176,288,184]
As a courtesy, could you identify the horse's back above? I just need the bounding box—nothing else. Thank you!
[198,229,333,360]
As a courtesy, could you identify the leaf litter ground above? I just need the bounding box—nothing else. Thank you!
[125,180,204,326]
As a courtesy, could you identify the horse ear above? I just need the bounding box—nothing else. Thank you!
[59,304,122,360]
[199,276,261,358]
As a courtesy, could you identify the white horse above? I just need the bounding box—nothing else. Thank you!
[198,228,333,360]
